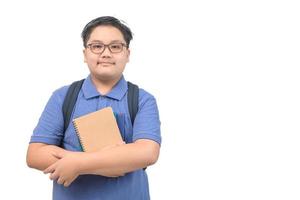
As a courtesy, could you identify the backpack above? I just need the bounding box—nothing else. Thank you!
[62,79,139,133]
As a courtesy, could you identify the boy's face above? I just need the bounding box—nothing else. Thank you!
[83,25,130,82]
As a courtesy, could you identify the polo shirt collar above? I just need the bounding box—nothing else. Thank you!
[82,74,127,101]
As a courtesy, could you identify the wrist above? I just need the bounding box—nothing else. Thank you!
[77,152,89,175]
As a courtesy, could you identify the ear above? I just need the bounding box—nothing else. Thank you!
[126,48,130,62]
[83,49,87,63]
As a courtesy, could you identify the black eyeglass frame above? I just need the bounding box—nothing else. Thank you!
[86,43,128,54]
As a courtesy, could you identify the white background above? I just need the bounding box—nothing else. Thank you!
[0,0,299,199]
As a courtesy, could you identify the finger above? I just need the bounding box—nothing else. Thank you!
[50,171,59,181]
[64,181,71,187]
[44,164,55,174]
[57,177,65,185]
[64,175,78,187]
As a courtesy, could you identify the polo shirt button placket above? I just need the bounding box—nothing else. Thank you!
[97,95,105,110]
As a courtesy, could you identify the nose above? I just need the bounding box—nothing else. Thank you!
[100,46,112,58]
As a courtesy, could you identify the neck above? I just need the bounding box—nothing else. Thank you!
[90,74,122,95]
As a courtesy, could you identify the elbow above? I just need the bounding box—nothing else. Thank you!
[135,139,160,166]
[27,161,34,169]
[26,144,42,170]
[26,150,37,169]
[26,154,45,171]
[149,154,159,166]
[26,155,34,168]
[26,147,33,168]
[26,143,50,170]
[146,147,160,166]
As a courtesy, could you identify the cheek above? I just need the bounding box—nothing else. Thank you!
[119,55,129,65]
[116,58,128,68]
[86,55,98,65]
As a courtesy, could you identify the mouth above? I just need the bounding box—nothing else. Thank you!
[97,61,115,66]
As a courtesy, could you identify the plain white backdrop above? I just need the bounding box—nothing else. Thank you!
[0,0,299,199]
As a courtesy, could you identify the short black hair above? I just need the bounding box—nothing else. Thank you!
[81,16,133,48]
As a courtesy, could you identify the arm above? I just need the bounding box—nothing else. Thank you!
[26,143,67,171]
[44,139,160,185]
[79,139,160,176]
[27,88,67,171]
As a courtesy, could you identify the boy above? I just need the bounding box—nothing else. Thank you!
[27,16,161,200]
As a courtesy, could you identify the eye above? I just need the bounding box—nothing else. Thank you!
[91,44,104,50]
[110,44,122,50]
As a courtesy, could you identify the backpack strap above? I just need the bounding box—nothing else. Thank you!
[62,79,85,133]
[127,81,139,125]
[127,81,144,170]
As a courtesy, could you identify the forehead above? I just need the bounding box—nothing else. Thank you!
[88,25,125,43]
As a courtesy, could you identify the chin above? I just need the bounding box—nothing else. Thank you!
[93,73,120,82]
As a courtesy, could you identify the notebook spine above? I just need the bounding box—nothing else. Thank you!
[72,120,86,152]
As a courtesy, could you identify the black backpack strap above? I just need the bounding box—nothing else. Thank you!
[127,81,139,125]
[62,79,85,133]
[128,81,146,170]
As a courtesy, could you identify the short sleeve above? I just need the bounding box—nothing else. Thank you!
[132,90,161,145]
[29,86,68,145]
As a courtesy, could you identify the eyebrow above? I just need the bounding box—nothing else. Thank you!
[89,40,125,44]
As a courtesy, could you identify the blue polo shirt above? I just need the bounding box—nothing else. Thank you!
[30,74,161,200]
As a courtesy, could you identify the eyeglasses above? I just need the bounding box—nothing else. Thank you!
[86,42,127,54]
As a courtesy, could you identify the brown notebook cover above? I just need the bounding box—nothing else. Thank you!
[72,107,123,152]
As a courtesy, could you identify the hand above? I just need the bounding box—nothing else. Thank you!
[44,151,84,187]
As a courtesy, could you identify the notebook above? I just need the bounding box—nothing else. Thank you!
[72,107,123,152]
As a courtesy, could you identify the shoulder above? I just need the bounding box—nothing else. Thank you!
[137,87,158,110]
[138,88,155,100]
[48,82,74,106]
[51,78,87,105]
[52,85,70,102]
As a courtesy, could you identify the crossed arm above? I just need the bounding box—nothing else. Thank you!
[26,139,160,187]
